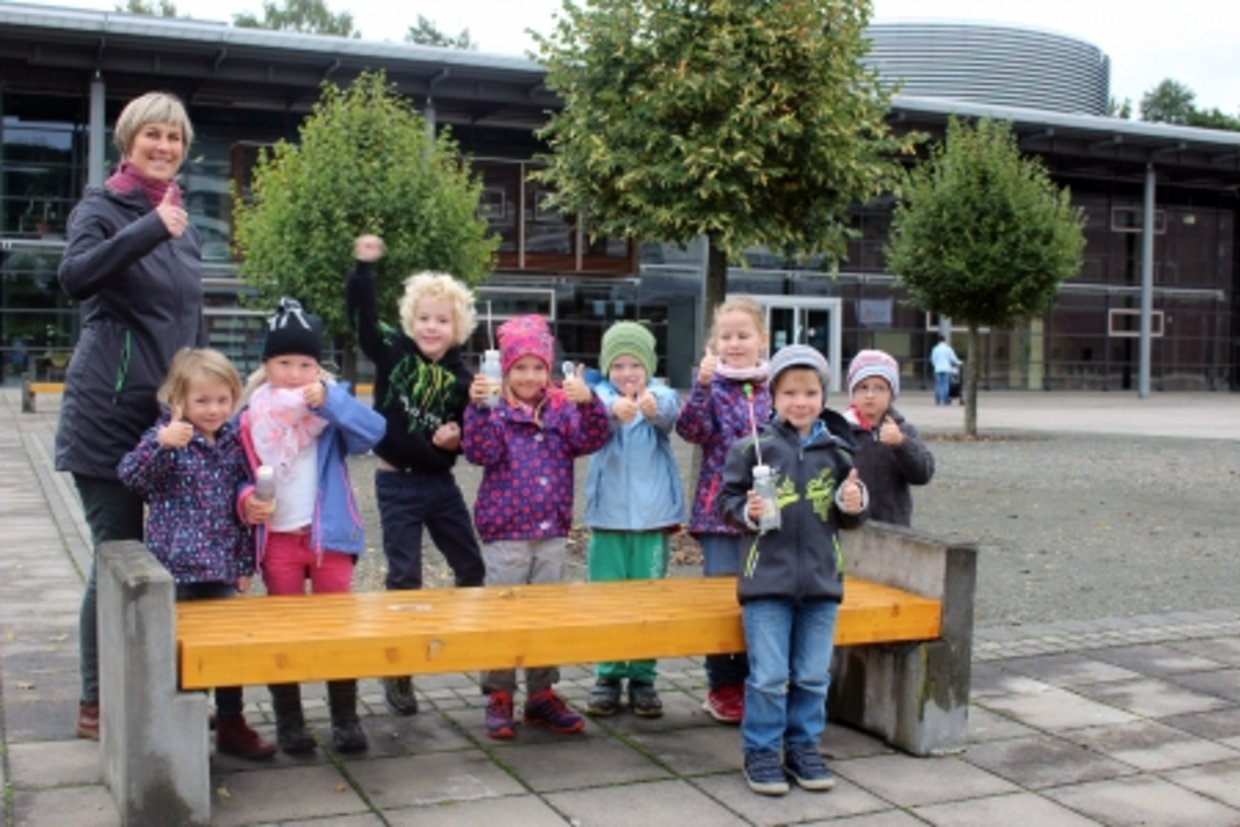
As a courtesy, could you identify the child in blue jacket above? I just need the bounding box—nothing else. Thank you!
[583,321,685,718]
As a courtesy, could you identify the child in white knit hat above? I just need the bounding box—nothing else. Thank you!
[842,350,935,526]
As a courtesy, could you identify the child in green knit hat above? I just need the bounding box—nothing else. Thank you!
[583,321,686,718]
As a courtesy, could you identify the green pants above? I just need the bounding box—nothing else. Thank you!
[587,530,670,683]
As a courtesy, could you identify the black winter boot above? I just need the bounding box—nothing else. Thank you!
[327,680,368,754]
[269,683,316,756]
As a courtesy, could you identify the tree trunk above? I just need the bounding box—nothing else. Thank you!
[964,323,980,437]
[704,235,728,324]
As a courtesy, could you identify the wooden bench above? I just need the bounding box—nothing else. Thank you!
[97,524,976,827]
[20,379,64,413]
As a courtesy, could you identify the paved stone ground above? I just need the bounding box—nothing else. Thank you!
[3,388,1240,826]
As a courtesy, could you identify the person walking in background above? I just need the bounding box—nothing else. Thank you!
[930,336,962,406]
[843,350,935,526]
[117,348,276,761]
[345,235,485,717]
[238,298,386,757]
[462,314,609,740]
[583,321,685,719]
[54,91,204,741]
[717,345,868,796]
[675,296,772,726]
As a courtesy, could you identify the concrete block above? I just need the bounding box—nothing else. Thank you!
[98,540,210,826]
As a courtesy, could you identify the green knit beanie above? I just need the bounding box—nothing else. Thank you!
[600,321,657,378]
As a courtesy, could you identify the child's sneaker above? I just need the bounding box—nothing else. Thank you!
[743,750,789,796]
[703,683,743,724]
[485,690,516,740]
[523,688,585,734]
[628,681,664,719]
[587,679,622,717]
[784,745,836,791]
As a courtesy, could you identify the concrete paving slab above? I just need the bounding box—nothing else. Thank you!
[11,785,120,827]
[1072,677,1231,718]
[1171,638,1240,668]
[627,723,744,775]
[1092,643,1229,676]
[1161,706,1240,741]
[7,738,103,787]
[965,706,1038,743]
[352,709,477,758]
[961,734,1137,788]
[3,697,81,742]
[912,792,1102,826]
[696,771,893,825]
[384,794,571,826]
[209,763,372,826]
[1043,774,1240,827]
[977,686,1139,731]
[1168,669,1240,703]
[1163,758,1240,809]
[800,811,929,827]
[278,814,386,827]
[493,735,672,792]
[820,723,894,760]
[1067,720,1240,771]
[999,653,1143,686]
[547,779,749,827]
[343,751,525,810]
[833,753,1018,807]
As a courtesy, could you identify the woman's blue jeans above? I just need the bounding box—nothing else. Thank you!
[741,597,838,755]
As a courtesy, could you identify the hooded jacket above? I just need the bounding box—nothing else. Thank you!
[55,185,206,479]
[842,405,934,527]
[716,410,866,605]
[345,260,472,474]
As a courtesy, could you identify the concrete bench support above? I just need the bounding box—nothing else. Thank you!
[98,540,210,827]
[830,523,978,756]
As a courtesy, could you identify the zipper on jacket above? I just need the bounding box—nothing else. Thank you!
[112,329,132,404]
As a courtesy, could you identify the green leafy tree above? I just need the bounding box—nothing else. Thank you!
[405,14,476,49]
[117,0,180,16]
[233,72,497,376]
[533,0,915,314]
[1139,78,1196,125]
[1106,97,1132,119]
[234,0,357,37]
[885,118,1085,436]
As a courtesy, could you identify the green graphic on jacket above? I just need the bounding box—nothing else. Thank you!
[386,354,461,435]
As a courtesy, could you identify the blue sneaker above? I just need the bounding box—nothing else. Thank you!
[784,745,836,791]
[523,689,585,734]
[743,750,789,796]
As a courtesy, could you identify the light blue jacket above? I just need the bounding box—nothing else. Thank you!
[585,380,686,532]
[930,341,963,374]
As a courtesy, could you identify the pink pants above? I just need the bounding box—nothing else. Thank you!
[261,531,354,596]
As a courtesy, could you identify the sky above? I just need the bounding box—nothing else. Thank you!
[11,0,1240,114]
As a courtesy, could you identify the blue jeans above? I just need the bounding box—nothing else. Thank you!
[741,598,838,755]
[700,534,748,690]
[934,371,952,405]
[376,469,485,589]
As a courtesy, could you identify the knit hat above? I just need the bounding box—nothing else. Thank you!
[600,321,657,378]
[847,349,900,398]
[497,314,555,374]
[768,344,831,393]
[262,297,324,362]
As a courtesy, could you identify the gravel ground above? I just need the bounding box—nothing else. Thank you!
[347,428,1240,630]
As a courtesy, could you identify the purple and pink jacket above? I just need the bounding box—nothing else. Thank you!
[674,376,772,537]
[462,388,609,543]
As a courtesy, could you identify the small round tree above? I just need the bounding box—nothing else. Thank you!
[885,117,1085,436]
[233,71,497,374]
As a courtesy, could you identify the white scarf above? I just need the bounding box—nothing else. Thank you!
[248,384,328,480]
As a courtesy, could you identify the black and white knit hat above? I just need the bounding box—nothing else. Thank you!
[262,297,323,361]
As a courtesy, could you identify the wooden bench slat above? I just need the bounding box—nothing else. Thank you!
[177,577,940,689]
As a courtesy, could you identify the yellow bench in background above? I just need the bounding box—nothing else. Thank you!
[20,379,64,413]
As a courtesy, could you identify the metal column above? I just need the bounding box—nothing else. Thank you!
[89,75,106,187]
[1138,164,1156,398]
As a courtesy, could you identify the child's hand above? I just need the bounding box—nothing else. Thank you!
[432,422,461,450]
[563,364,592,404]
[839,469,864,514]
[244,496,275,525]
[611,395,638,423]
[236,575,252,593]
[637,389,658,419]
[746,489,765,522]
[469,373,496,405]
[354,234,384,263]
[878,416,905,447]
[697,347,718,386]
[157,405,194,448]
[302,381,326,408]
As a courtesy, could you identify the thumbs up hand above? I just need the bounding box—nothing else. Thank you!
[637,388,658,419]
[158,404,194,448]
[155,187,187,238]
[563,364,592,404]
[612,394,638,423]
[697,347,718,386]
[878,416,905,447]
[839,468,865,515]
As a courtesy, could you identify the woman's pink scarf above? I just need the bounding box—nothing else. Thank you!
[248,385,327,478]
[104,160,183,209]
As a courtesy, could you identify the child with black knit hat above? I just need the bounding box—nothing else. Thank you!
[583,321,685,718]
[237,297,386,756]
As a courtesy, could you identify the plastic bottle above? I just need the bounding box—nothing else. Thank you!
[253,465,276,504]
[480,349,502,407]
[752,464,781,533]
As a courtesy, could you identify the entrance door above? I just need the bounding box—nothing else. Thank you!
[735,296,843,394]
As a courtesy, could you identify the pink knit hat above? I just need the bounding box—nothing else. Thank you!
[497,314,555,374]
[848,349,900,398]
